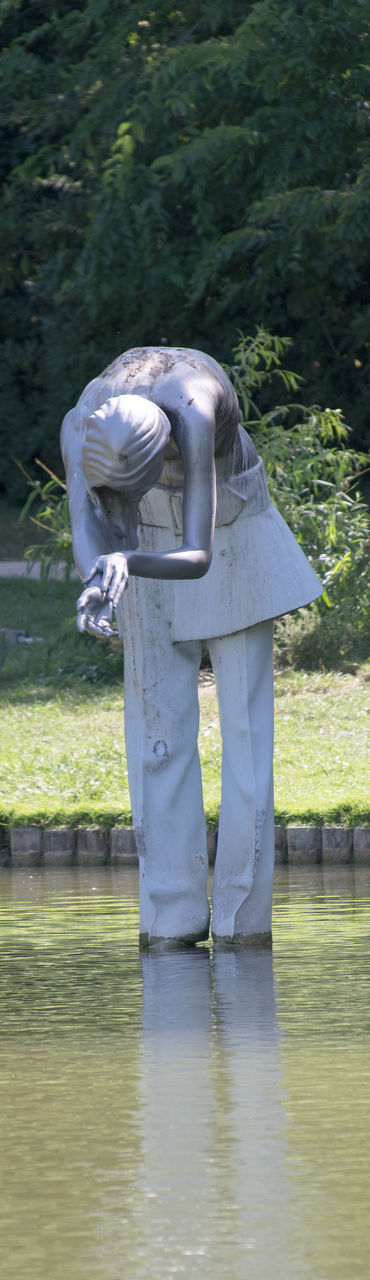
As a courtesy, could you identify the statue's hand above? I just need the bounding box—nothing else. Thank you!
[84,553,129,608]
[77,585,116,638]
[77,554,129,638]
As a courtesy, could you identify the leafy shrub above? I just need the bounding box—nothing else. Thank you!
[18,459,73,579]
[226,330,369,667]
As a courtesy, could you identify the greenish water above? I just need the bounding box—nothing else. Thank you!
[1,865,369,1280]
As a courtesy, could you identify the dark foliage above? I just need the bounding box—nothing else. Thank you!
[1,1,369,497]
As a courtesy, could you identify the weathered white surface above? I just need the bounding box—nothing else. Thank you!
[121,580,210,942]
[210,622,274,940]
[121,563,275,942]
[138,457,322,642]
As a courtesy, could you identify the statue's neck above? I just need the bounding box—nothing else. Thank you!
[95,488,139,550]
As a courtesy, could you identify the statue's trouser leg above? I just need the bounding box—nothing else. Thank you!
[122,579,210,943]
[209,620,274,941]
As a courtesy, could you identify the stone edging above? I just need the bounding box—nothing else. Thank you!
[0,824,369,868]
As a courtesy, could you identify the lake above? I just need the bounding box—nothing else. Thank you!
[1,865,369,1279]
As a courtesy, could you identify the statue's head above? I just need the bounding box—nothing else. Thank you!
[82,394,171,497]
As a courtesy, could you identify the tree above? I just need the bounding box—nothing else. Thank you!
[1,1,369,497]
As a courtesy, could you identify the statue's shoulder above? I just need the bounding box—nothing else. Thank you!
[95,346,212,397]
[96,346,232,398]
[62,346,238,449]
[100,347,181,382]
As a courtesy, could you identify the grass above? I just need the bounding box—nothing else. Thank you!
[0,579,369,830]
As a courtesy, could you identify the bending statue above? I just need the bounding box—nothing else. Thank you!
[61,346,322,946]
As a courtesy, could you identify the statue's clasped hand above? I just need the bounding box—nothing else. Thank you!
[77,553,129,638]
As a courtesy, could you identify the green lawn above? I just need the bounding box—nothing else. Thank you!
[0,579,368,829]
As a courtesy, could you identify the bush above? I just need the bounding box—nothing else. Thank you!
[226,330,369,667]
[18,459,74,579]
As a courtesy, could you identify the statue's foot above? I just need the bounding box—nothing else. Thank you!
[140,923,210,950]
[212,929,273,949]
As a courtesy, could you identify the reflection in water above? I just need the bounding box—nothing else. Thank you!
[0,867,369,1279]
[274,866,370,1280]
[0,870,144,1280]
[140,948,290,1277]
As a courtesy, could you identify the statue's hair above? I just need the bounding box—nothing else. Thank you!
[82,394,171,492]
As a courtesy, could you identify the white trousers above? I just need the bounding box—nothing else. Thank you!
[121,573,274,943]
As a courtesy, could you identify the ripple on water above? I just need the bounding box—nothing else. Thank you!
[0,865,369,1280]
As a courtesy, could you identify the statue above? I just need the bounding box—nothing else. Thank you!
[61,347,322,947]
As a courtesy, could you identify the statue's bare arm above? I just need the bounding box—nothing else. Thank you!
[61,394,217,637]
[61,412,113,578]
[61,412,120,636]
[128,398,216,579]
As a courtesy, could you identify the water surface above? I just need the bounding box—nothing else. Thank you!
[1,866,369,1280]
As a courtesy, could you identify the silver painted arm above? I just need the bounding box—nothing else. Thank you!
[61,412,123,636]
[61,412,110,579]
[62,396,217,638]
[128,400,216,581]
